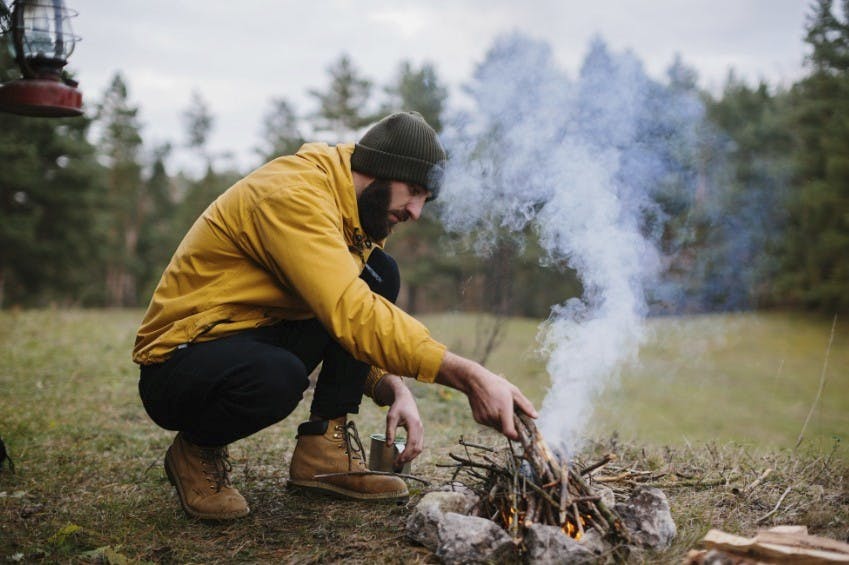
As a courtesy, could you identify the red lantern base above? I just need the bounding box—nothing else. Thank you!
[0,78,83,118]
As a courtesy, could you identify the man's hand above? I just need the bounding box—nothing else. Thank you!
[373,374,424,467]
[435,351,538,440]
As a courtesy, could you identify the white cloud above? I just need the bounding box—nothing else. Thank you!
[368,8,431,38]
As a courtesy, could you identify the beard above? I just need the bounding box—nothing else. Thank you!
[357,178,393,241]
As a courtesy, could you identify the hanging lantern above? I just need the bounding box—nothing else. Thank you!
[0,0,82,117]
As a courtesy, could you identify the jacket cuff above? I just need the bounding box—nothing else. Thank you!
[416,340,447,383]
[364,366,388,400]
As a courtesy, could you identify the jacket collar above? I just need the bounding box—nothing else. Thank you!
[294,142,382,259]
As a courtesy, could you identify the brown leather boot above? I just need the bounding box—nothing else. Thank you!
[288,417,408,500]
[164,433,250,520]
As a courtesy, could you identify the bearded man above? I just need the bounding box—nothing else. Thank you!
[133,111,536,520]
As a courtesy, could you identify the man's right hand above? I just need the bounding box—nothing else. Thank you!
[435,351,538,440]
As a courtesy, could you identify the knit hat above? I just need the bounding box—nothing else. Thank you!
[351,111,446,200]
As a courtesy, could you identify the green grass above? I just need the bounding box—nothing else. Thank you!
[1,309,847,563]
[421,311,849,450]
[597,312,848,450]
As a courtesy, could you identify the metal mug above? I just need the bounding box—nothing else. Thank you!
[369,433,411,474]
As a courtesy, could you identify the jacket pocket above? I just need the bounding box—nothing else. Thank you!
[186,305,237,342]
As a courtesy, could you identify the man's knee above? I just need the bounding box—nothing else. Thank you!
[362,248,400,303]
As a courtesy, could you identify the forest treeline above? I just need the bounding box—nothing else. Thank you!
[0,1,846,315]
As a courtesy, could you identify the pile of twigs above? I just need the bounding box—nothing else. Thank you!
[440,413,632,549]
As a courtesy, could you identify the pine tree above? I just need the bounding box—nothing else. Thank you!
[96,72,145,307]
[382,61,448,131]
[779,0,849,311]
[255,97,304,163]
[173,91,238,240]
[0,113,105,306]
[308,54,375,141]
[703,76,794,310]
[0,41,104,306]
[182,89,215,168]
[136,142,179,301]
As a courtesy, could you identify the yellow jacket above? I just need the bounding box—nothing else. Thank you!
[133,143,446,384]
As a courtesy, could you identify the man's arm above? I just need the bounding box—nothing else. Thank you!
[435,351,538,440]
[251,186,446,382]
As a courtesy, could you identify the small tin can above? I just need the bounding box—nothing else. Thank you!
[369,433,411,474]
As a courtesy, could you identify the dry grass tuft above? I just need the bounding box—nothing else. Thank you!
[577,437,849,561]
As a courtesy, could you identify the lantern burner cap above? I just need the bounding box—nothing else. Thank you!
[0,77,82,117]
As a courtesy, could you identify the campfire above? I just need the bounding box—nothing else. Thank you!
[405,412,677,563]
[439,413,632,552]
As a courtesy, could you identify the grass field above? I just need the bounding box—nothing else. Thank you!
[421,311,848,450]
[1,309,847,563]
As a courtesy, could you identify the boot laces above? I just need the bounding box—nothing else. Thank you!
[198,446,232,492]
[336,421,367,471]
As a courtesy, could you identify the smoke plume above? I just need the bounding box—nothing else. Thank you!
[439,33,705,449]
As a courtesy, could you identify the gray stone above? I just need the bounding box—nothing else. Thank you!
[524,523,598,564]
[435,482,479,500]
[593,484,616,508]
[578,529,607,556]
[615,487,676,549]
[436,512,516,564]
[406,490,480,551]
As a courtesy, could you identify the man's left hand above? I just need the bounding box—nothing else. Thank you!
[375,375,424,467]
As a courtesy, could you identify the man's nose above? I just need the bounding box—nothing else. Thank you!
[406,196,426,221]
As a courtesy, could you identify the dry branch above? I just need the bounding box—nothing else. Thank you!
[311,470,431,485]
[581,452,617,476]
[757,485,792,524]
[795,313,838,452]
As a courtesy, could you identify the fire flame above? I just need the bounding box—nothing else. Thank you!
[501,506,525,529]
[502,507,522,529]
[561,514,587,540]
[500,503,587,541]
[563,521,581,540]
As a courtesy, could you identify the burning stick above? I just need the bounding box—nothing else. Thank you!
[572,503,585,538]
[524,494,537,527]
[559,462,570,524]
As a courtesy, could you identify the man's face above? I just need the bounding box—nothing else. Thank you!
[357,179,431,241]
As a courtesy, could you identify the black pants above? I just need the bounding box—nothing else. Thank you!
[138,249,400,447]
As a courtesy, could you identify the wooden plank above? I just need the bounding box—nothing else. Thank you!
[701,528,849,564]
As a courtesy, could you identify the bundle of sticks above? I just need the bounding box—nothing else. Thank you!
[441,413,632,549]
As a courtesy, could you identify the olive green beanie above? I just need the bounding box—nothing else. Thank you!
[350,111,446,200]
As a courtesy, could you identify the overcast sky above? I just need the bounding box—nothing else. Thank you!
[67,0,810,172]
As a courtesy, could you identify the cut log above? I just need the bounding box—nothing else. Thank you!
[693,526,849,564]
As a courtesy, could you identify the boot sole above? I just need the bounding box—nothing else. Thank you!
[164,451,250,521]
[287,479,408,501]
